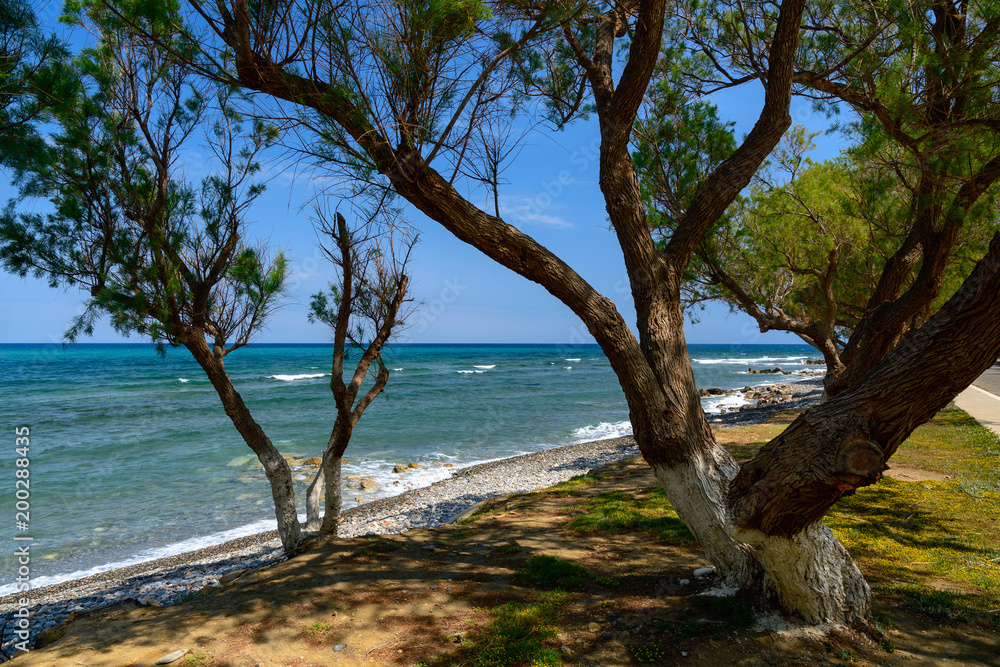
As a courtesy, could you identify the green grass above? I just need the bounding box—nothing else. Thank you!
[533,473,596,497]
[515,555,590,591]
[427,592,568,667]
[304,621,333,637]
[825,406,1000,628]
[469,593,565,667]
[568,488,694,543]
[346,536,405,559]
[181,651,213,667]
[447,528,478,541]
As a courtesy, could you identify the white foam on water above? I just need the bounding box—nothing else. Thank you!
[702,391,750,414]
[572,420,633,442]
[178,378,190,383]
[0,519,279,597]
[474,364,496,369]
[564,366,573,370]
[342,458,456,501]
[392,368,404,371]
[457,370,474,374]
[565,358,581,362]
[694,356,808,365]
[270,373,326,382]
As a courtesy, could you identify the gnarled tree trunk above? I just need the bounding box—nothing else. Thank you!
[727,232,1000,622]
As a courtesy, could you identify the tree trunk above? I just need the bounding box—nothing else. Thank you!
[648,449,765,592]
[320,455,344,535]
[304,466,325,532]
[735,522,870,624]
[185,338,303,552]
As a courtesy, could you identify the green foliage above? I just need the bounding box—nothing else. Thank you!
[634,27,737,236]
[305,621,333,636]
[0,0,72,170]
[631,643,664,664]
[676,620,707,638]
[640,0,1000,364]
[180,651,213,667]
[568,489,694,543]
[515,555,589,591]
[0,12,286,352]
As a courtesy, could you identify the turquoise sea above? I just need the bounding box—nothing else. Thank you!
[0,343,814,593]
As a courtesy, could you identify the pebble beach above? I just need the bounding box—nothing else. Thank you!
[0,379,823,656]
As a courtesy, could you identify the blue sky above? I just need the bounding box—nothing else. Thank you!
[0,15,842,346]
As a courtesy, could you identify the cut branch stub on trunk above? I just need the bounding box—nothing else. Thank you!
[833,438,885,491]
[726,416,885,537]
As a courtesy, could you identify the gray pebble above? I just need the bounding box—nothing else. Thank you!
[155,649,188,664]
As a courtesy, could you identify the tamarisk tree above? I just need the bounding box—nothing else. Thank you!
[102,0,1000,624]
[0,0,70,163]
[304,205,415,534]
[0,17,305,551]
[636,124,996,381]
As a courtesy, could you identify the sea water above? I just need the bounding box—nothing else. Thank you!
[0,342,814,593]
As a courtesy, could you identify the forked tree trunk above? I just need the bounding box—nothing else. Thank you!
[305,413,356,535]
[185,338,303,552]
[208,0,906,624]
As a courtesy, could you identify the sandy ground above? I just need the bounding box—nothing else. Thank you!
[10,452,998,667]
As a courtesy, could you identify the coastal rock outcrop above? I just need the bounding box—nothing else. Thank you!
[358,478,380,492]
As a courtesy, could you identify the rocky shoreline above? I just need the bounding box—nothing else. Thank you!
[0,379,823,656]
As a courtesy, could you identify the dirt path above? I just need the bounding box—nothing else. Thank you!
[12,455,998,667]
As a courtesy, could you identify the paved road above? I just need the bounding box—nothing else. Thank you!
[972,362,1000,397]
[955,362,1000,436]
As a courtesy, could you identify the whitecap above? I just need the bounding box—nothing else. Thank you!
[457,370,475,374]
[694,356,807,365]
[393,368,404,371]
[270,373,325,381]
[178,378,190,383]
[565,358,581,362]
[572,420,633,442]
[474,364,496,369]
[564,366,573,370]
[702,391,750,414]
